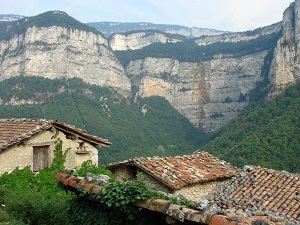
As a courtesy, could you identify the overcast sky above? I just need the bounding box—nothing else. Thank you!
[0,0,293,32]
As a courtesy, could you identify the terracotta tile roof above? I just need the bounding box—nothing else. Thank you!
[0,118,111,152]
[209,166,300,222]
[55,171,276,225]
[107,152,239,190]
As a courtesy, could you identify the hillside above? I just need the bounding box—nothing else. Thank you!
[0,11,102,41]
[201,81,300,173]
[0,7,294,132]
[0,76,209,164]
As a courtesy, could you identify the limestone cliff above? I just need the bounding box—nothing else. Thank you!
[1,2,300,133]
[268,0,300,89]
[126,52,266,132]
[0,26,131,97]
[109,31,183,51]
[194,22,282,46]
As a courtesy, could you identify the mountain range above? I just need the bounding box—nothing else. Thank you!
[0,0,300,171]
[0,14,227,38]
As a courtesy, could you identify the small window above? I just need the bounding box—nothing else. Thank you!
[33,145,49,172]
[128,166,137,179]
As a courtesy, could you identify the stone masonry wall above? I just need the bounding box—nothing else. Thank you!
[0,129,98,175]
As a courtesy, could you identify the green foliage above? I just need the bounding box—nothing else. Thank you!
[67,197,167,225]
[95,179,155,211]
[0,138,116,225]
[115,31,281,66]
[0,11,102,41]
[75,160,113,178]
[0,208,24,225]
[0,76,209,165]
[0,166,74,225]
[50,138,70,171]
[71,177,193,224]
[202,81,300,173]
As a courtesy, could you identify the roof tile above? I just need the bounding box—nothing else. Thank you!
[209,166,300,222]
[107,152,239,190]
[0,118,111,152]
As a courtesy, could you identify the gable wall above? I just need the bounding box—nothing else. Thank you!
[0,128,98,175]
[111,167,136,180]
[110,166,229,201]
[137,169,173,193]
[173,179,228,201]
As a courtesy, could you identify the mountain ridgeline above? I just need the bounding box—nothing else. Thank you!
[87,21,227,38]
[0,1,300,171]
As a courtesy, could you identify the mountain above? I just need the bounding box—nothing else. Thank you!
[0,1,300,167]
[0,76,208,164]
[0,14,25,22]
[87,21,228,38]
[200,81,300,173]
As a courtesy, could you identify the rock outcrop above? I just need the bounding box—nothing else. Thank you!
[1,1,300,132]
[195,22,282,46]
[127,52,266,132]
[0,26,131,97]
[269,0,300,89]
[109,31,183,51]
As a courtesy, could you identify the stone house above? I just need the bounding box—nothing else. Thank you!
[106,152,239,201]
[0,118,111,175]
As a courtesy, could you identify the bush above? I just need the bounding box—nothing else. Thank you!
[3,190,69,225]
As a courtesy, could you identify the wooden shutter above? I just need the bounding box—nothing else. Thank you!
[33,146,49,171]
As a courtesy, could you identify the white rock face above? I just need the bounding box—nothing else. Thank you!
[1,0,299,133]
[165,27,225,37]
[269,0,300,88]
[194,23,282,46]
[109,31,182,51]
[0,26,131,97]
[127,52,266,132]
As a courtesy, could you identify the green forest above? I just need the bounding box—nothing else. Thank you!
[201,81,300,173]
[0,76,300,173]
[0,76,209,165]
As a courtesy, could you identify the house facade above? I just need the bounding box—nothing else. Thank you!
[0,118,111,174]
[106,152,239,201]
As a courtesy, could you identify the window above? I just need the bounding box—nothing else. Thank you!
[33,145,49,171]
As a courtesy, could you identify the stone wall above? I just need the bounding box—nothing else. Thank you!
[0,129,99,175]
[173,180,227,201]
[139,170,229,201]
[137,169,173,194]
[111,167,134,181]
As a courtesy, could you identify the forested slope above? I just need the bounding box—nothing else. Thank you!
[0,76,209,165]
[201,81,300,173]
